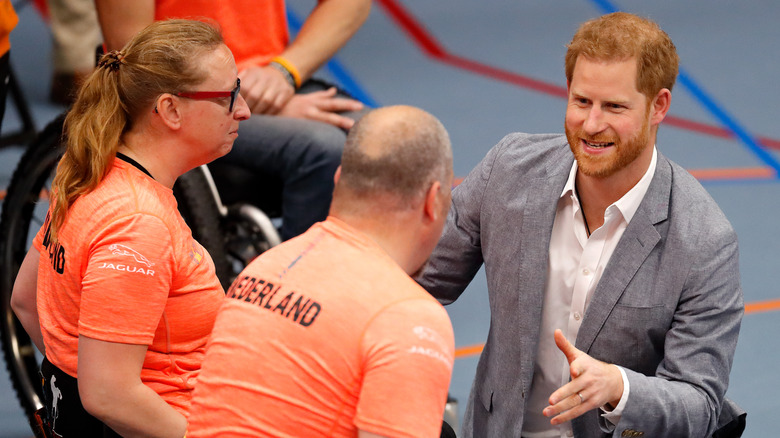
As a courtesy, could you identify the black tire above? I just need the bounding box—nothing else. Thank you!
[0,114,66,423]
[175,167,280,289]
[173,168,233,289]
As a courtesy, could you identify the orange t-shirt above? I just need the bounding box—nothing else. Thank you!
[0,0,18,56]
[33,158,224,414]
[154,0,288,70]
[187,217,455,438]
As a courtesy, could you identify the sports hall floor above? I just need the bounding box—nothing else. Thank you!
[1,0,778,436]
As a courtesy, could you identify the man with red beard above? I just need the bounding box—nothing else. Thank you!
[416,12,745,438]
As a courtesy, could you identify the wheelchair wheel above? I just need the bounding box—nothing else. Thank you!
[176,166,281,289]
[173,168,234,289]
[0,114,65,423]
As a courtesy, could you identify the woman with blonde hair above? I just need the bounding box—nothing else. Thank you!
[10,18,249,437]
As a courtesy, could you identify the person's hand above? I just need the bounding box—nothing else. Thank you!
[239,65,296,115]
[543,329,624,425]
[279,87,364,130]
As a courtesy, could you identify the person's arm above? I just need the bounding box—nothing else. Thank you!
[282,0,370,81]
[77,213,181,436]
[616,230,742,437]
[94,0,155,51]
[78,335,187,438]
[10,247,45,353]
[240,0,369,119]
[415,137,511,304]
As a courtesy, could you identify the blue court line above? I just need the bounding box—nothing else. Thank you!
[286,7,379,107]
[586,0,780,176]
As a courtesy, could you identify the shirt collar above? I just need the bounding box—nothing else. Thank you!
[560,146,658,224]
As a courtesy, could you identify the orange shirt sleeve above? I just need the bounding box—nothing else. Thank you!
[356,299,455,438]
[79,213,175,345]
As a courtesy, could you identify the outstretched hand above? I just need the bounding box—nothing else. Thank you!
[543,329,624,425]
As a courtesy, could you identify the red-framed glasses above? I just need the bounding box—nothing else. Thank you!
[176,78,241,112]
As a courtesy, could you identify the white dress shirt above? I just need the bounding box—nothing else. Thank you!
[521,147,657,438]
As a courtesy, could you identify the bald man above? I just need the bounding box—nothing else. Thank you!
[187,106,455,438]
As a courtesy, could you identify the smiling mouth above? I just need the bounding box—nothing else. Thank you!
[583,139,614,149]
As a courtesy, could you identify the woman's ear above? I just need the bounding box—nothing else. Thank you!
[153,94,183,130]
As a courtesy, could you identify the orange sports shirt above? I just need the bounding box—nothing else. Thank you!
[154,0,288,70]
[33,158,224,414]
[0,0,18,56]
[187,217,455,438]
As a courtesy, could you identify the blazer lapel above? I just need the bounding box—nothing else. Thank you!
[516,146,574,383]
[576,154,673,353]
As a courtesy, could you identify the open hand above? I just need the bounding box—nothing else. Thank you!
[543,329,624,425]
[279,87,364,130]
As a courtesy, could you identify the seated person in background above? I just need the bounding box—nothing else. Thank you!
[11,19,249,437]
[187,105,456,438]
[96,0,372,240]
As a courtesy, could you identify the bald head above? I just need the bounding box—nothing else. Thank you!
[332,105,453,213]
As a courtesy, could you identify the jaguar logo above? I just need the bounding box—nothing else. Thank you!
[108,244,155,267]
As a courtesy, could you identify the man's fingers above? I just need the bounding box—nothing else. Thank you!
[249,95,272,115]
[550,402,591,425]
[548,378,584,406]
[310,111,355,130]
[543,391,590,424]
[554,329,580,364]
[318,98,364,115]
[544,392,581,416]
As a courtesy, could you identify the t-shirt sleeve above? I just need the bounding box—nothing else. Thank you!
[78,213,175,345]
[355,298,455,438]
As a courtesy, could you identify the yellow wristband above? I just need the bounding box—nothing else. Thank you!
[270,56,301,89]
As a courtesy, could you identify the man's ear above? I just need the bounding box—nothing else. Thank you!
[423,181,442,222]
[154,94,183,130]
[650,88,672,126]
[334,166,342,185]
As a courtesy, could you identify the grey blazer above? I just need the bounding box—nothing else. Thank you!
[417,133,744,438]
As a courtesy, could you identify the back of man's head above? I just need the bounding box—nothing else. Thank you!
[331,105,453,216]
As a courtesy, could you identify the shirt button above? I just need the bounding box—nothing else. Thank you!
[582,268,590,275]
[574,312,582,321]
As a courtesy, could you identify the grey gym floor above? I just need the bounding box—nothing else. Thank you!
[1,1,778,436]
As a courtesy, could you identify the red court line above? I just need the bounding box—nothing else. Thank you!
[374,0,780,152]
[454,298,780,359]
[687,167,775,181]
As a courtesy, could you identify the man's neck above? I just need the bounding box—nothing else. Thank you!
[575,145,654,231]
[332,210,421,275]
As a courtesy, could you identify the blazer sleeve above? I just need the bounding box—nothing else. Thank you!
[415,137,507,304]
[615,222,743,438]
